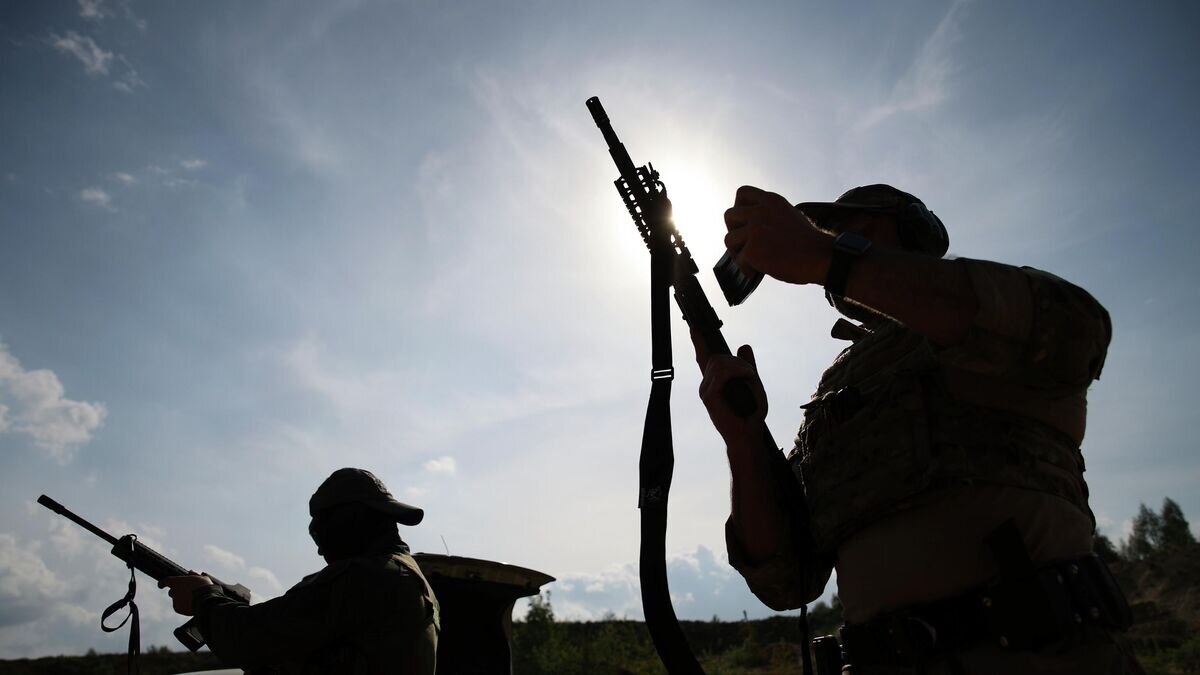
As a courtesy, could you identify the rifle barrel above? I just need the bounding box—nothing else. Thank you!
[586,97,638,178]
[37,495,119,546]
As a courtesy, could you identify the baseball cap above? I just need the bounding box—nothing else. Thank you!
[310,467,424,526]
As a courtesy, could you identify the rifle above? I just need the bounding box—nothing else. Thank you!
[586,97,816,674]
[37,495,251,655]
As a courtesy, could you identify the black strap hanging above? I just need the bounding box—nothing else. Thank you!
[101,535,141,675]
[638,246,705,675]
[799,604,813,675]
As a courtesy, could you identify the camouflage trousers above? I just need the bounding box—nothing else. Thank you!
[846,626,1145,675]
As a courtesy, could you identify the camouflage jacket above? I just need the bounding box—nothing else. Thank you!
[194,541,439,674]
[728,258,1112,609]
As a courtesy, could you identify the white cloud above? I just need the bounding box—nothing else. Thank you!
[77,0,108,20]
[203,544,246,572]
[112,57,146,93]
[101,520,168,554]
[202,544,283,600]
[180,158,208,171]
[857,0,970,129]
[0,528,179,656]
[110,172,137,185]
[48,521,86,558]
[0,534,67,628]
[422,456,456,475]
[120,0,147,31]
[0,342,107,462]
[49,31,144,92]
[246,566,282,595]
[49,31,113,77]
[518,545,822,622]
[1119,518,1134,543]
[79,187,112,209]
[403,486,429,499]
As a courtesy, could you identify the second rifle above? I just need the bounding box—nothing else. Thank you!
[37,494,251,653]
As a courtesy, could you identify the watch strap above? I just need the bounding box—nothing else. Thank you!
[824,232,872,302]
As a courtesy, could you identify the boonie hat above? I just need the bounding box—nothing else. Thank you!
[798,184,949,257]
[797,184,921,224]
[310,467,424,526]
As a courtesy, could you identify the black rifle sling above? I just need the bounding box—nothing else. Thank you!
[101,536,141,675]
[639,246,705,675]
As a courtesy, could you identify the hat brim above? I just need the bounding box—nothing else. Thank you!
[366,499,425,526]
[796,201,898,229]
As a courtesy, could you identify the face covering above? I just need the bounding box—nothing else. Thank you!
[309,502,404,562]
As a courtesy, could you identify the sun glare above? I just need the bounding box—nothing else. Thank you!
[660,158,733,265]
[606,147,736,274]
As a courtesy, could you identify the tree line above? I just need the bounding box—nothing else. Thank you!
[1094,497,1196,563]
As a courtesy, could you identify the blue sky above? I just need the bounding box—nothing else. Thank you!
[2,0,1198,658]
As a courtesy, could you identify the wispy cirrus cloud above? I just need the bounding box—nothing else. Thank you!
[180,158,208,171]
[112,57,146,93]
[77,0,109,21]
[76,0,147,31]
[48,30,145,93]
[0,342,107,463]
[49,31,112,76]
[857,0,971,129]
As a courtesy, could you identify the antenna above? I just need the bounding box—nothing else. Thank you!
[440,535,450,555]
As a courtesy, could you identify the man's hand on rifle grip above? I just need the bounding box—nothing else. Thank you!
[160,572,215,616]
[693,337,769,447]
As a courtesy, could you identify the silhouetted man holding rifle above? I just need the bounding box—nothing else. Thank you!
[160,468,439,674]
[694,184,1143,674]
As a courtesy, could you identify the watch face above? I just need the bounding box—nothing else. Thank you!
[834,231,873,255]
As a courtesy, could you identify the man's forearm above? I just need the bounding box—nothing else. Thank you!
[726,432,790,561]
[836,249,978,346]
[725,247,978,561]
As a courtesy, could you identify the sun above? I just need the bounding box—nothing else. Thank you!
[593,135,742,281]
[653,153,735,267]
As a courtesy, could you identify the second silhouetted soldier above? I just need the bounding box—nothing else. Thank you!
[161,467,439,674]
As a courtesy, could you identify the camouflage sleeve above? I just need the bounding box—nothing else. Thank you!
[725,515,834,611]
[940,258,1112,388]
[193,575,343,668]
[194,558,433,670]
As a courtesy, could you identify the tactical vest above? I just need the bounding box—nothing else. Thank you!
[288,550,440,674]
[795,320,1094,555]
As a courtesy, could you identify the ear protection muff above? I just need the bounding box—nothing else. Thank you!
[897,201,950,257]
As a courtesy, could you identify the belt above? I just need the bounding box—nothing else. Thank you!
[839,554,1131,668]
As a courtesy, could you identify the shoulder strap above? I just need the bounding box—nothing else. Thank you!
[639,247,705,674]
[101,536,141,675]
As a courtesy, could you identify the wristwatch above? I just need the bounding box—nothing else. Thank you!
[824,231,873,302]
